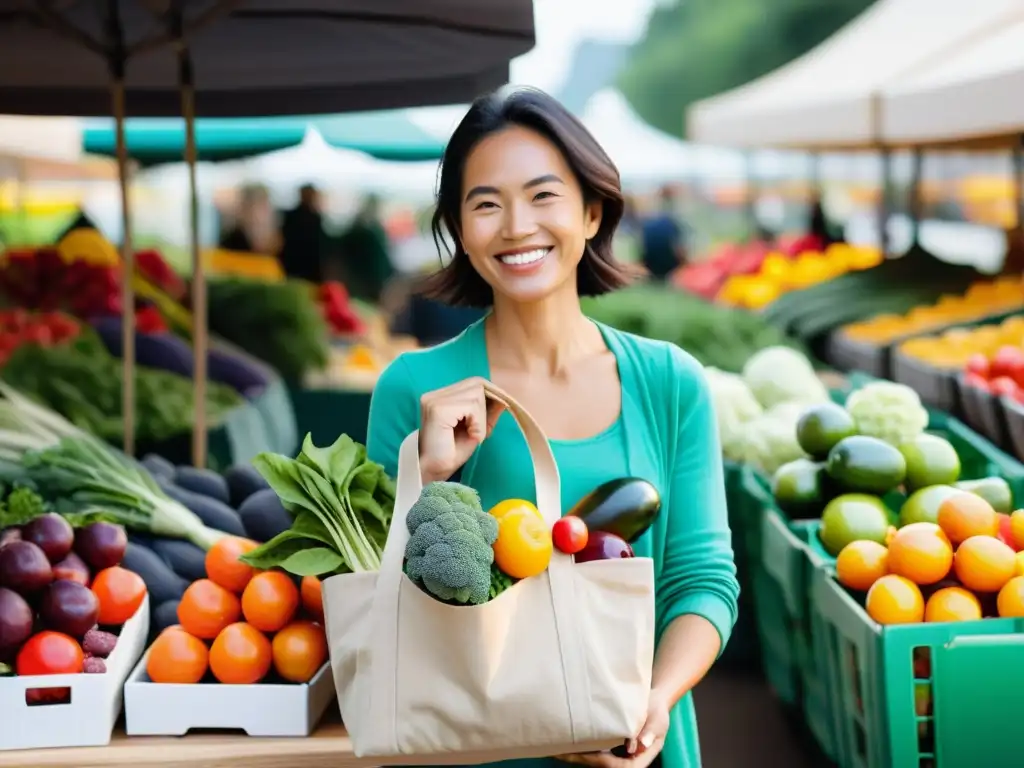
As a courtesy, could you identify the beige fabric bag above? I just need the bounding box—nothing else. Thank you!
[322,382,655,764]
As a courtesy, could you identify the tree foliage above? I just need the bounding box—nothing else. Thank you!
[618,0,878,137]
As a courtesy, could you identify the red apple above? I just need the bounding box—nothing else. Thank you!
[990,376,1019,399]
[997,513,1020,551]
[964,372,991,392]
[964,353,990,379]
[990,346,1024,379]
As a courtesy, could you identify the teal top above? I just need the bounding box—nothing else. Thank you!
[366,318,740,768]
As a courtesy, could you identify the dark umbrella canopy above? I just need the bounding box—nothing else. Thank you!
[0,1,535,117]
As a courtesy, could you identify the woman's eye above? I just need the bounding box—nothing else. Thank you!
[534,191,556,201]
[473,201,498,210]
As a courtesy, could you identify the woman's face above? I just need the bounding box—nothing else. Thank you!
[458,125,601,304]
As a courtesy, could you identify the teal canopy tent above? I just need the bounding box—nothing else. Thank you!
[82,109,448,165]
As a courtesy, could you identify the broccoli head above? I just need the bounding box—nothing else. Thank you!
[404,482,498,605]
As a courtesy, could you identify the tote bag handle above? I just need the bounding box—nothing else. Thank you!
[367,380,594,752]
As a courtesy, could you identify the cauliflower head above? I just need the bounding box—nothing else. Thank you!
[404,482,499,605]
[742,346,830,409]
[739,403,809,475]
[706,367,765,462]
[845,381,928,446]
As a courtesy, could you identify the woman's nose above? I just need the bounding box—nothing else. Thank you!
[500,199,537,240]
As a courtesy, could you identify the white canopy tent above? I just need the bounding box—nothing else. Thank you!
[686,0,1024,149]
[880,13,1024,146]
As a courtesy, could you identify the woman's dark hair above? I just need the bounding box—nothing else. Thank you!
[420,87,634,307]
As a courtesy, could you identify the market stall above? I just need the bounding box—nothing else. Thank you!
[879,13,1024,147]
[685,0,1022,149]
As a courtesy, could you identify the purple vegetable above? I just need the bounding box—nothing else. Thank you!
[0,587,33,657]
[0,541,53,594]
[83,657,107,674]
[208,347,270,394]
[91,318,194,377]
[22,514,74,564]
[574,531,634,564]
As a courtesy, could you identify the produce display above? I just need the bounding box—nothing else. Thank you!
[839,277,1024,347]
[0,308,82,367]
[582,283,807,374]
[207,277,331,383]
[898,314,1024,373]
[762,249,985,344]
[715,244,883,310]
[316,281,366,336]
[2,328,243,444]
[0,513,147,690]
[145,535,327,686]
[706,346,832,475]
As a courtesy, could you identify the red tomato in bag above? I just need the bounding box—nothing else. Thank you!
[552,516,589,555]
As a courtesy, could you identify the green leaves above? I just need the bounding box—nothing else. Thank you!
[242,433,395,576]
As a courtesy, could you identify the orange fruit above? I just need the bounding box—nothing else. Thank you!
[937,492,998,545]
[887,523,953,585]
[209,622,272,685]
[91,566,148,626]
[997,575,1024,617]
[301,575,324,621]
[866,574,925,625]
[241,571,300,632]
[885,526,898,546]
[177,578,242,639]
[492,509,553,579]
[1010,510,1024,550]
[835,541,889,591]
[924,586,982,623]
[1014,550,1024,577]
[489,499,543,521]
[146,626,209,684]
[954,535,1017,592]
[205,536,259,594]
[272,620,328,683]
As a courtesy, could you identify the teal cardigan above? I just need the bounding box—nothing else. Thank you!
[366,319,740,768]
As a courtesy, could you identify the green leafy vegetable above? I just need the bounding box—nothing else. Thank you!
[0,486,47,527]
[240,434,395,576]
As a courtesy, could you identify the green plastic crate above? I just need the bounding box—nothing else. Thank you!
[812,565,1024,768]
[721,460,761,670]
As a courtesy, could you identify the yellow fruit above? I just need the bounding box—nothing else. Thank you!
[954,536,1017,593]
[492,509,553,580]
[924,586,982,623]
[835,541,889,591]
[866,575,925,625]
[887,524,953,586]
[937,492,998,545]
[489,499,542,522]
[1014,550,1024,577]
[997,576,1024,617]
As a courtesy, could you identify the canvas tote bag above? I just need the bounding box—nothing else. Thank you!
[322,381,655,764]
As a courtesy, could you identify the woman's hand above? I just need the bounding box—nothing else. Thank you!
[555,690,671,768]
[418,377,505,484]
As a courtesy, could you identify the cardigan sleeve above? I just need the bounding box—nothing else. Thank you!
[655,346,740,655]
[366,354,421,480]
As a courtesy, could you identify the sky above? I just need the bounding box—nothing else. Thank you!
[509,0,659,92]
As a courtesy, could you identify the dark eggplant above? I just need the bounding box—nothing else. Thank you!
[140,453,176,481]
[91,318,195,377]
[174,466,230,505]
[238,488,292,543]
[567,477,661,543]
[152,599,181,638]
[575,531,634,563]
[119,542,187,604]
[224,463,270,508]
[208,347,271,394]
[150,538,207,581]
[156,478,247,537]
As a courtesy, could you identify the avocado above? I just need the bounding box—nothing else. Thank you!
[898,434,961,492]
[796,403,858,459]
[567,477,661,543]
[771,458,827,519]
[819,494,891,556]
[954,477,1013,514]
[826,435,907,495]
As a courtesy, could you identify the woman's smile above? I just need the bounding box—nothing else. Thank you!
[494,245,554,273]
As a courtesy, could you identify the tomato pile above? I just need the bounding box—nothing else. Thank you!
[147,536,327,686]
[0,309,81,366]
[963,346,1024,402]
[317,281,366,336]
[0,517,146,700]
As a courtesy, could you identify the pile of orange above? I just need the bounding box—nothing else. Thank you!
[835,492,1024,625]
[146,536,328,685]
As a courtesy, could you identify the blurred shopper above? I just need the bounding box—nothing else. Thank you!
[641,185,687,280]
[337,194,395,303]
[278,183,327,283]
[220,183,278,253]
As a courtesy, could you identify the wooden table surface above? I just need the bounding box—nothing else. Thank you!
[0,710,366,768]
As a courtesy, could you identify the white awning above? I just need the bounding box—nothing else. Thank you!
[686,0,1024,149]
[880,14,1024,146]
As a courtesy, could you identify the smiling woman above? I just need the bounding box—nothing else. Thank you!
[366,87,738,768]
[421,88,634,306]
